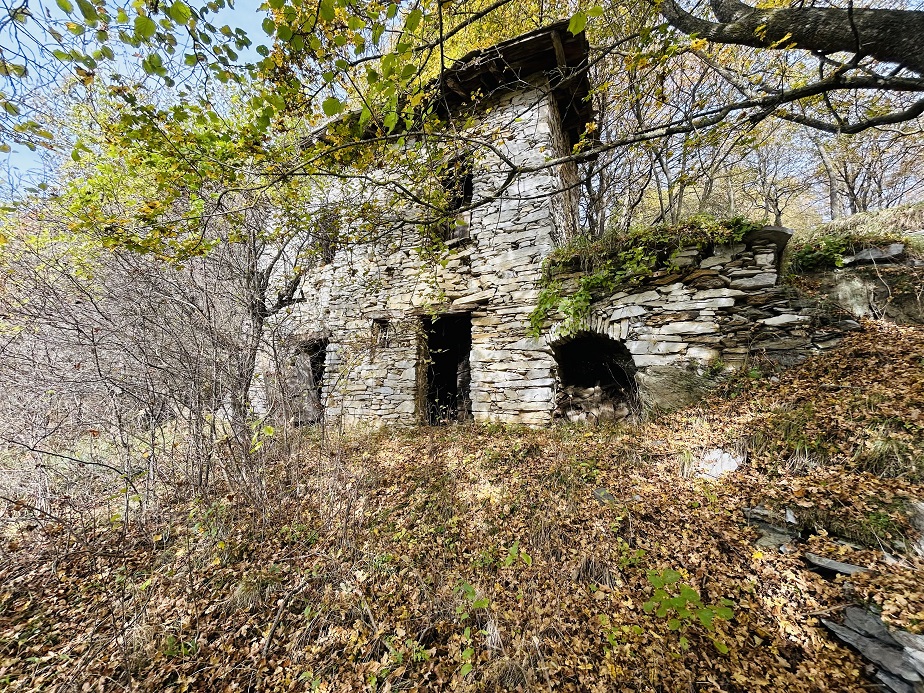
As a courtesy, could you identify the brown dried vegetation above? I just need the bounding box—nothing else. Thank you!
[1,322,923,691]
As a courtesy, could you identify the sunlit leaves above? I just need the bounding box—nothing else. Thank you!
[166,2,192,25]
[405,8,422,32]
[134,15,157,41]
[322,97,343,116]
[0,61,28,79]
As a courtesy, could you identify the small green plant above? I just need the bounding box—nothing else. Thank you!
[642,569,734,653]
[456,580,490,618]
[501,539,533,568]
[162,633,198,658]
[788,231,906,272]
[454,582,490,678]
[615,536,646,570]
[598,614,642,653]
[279,522,318,546]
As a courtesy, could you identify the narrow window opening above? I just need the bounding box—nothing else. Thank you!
[553,334,637,423]
[420,314,472,424]
[440,157,473,241]
[371,318,391,349]
[291,338,328,426]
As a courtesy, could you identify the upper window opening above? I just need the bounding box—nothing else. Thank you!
[439,156,474,241]
[372,318,391,349]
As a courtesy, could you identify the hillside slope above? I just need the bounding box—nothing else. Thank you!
[1,321,923,692]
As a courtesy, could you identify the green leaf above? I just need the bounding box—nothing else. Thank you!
[667,618,681,630]
[460,662,472,677]
[319,0,335,22]
[262,17,275,35]
[322,97,342,117]
[662,569,681,585]
[167,2,192,24]
[135,15,157,40]
[713,638,729,654]
[587,5,604,17]
[0,61,28,78]
[276,25,292,41]
[405,8,422,32]
[55,0,74,14]
[75,0,98,21]
[567,11,587,35]
[679,636,690,651]
[697,608,714,629]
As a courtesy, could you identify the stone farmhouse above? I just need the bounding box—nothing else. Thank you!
[273,22,846,428]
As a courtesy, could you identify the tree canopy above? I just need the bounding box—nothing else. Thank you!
[1,0,923,254]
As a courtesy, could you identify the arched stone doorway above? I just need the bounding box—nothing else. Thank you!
[552,332,638,423]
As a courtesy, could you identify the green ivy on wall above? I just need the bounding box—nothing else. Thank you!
[529,216,762,338]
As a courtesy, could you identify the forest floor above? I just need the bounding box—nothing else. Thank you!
[1,320,923,692]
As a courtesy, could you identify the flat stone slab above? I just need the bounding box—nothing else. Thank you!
[804,552,867,575]
[610,305,648,321]
[844,243,905,265]
[823,619,922,684]
[730,272,778,290]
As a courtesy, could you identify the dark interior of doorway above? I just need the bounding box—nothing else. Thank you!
[292,338,327,426]
[422,313,472,424]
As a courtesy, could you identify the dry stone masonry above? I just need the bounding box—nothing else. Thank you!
[272,25,858,428]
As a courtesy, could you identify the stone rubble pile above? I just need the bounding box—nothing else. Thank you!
[743,505,924,692]
[823,601,924,692]
[554,384,631,423]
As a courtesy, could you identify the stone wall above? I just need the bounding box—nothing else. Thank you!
[281,82,863,426]
[284,75,570,426]
[544,227,858,411]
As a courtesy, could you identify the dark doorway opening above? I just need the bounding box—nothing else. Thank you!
[291,339,328,425]
[553,334,637,423]
[421,314,472,424]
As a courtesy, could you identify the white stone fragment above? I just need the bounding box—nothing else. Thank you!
[697,448,743,480]
[760,314,810,326]
[626,340,687,355]
[610,305,648,321]
[654,321,720,335]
